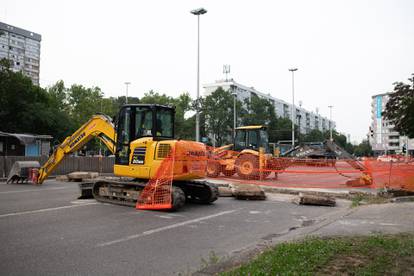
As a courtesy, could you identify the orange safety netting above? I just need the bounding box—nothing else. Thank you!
[136,145,176,210]
[137,144,414,209]
[204,147,414,191]
[136,141,207,210]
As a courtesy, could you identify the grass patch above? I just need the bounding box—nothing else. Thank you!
[222,234,414,275]
[350,193,390,207]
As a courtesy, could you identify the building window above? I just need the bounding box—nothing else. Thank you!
[0,141,3,152]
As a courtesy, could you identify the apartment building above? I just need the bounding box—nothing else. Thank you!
[0,22,41,85]
[369,92,413,155]
[203,79,335,134]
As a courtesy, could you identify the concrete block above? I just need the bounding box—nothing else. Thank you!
[292,192,336,206]
[218,186,233,197]
[67,171,99,181]
[230,183,266,200]
[55,175,69,182]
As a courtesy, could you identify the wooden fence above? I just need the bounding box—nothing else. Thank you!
[0,156,115,178]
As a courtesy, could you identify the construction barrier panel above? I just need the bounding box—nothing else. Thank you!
[137,141,207,210]
[137,144,414,210]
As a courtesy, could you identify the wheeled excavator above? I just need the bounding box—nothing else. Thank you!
[8,104,218,210]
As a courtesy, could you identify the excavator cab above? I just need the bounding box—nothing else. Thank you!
[114,104,175,166]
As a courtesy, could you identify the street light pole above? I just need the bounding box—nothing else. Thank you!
[124,82,131,104]
[191,7,207,142]
[232,90,237,138]
[289,68,298,148]
[328,105,333,141]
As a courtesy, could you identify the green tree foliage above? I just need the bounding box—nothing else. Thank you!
[300,128,354,154]
[241,95,276,125]
[0,59,72,141]
[301,129,325,142]
[67,84,104,127]
[139,90,195,140]
[383,74,414,138]
[202,87,240,145]
[353,139,373,157]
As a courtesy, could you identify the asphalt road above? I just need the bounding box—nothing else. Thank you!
[0,180,344,275]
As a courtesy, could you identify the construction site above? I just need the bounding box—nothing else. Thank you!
[1,1,414,274]
[1,103,413,275]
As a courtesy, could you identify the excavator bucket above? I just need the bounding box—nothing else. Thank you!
[7,161,41,184]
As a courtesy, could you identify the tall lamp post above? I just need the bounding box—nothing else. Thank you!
[289,68,298,148]
[232,89,237,138]
[191,7,207,142]
[124,82,131,104]
[328,105,333,141]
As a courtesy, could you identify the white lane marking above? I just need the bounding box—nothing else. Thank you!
[71,199,97,204]
[98,209,238,247]
[0,187,67,194]
[0,203,98,218]
[158,215,174,219]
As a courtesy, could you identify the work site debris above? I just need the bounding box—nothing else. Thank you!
[67,171,99,182]
[230,183,266,200]
[218,186,233,197]
[55,175,69,182]
[292,192,336,206]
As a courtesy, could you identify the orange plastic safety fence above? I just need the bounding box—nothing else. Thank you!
[137,142,414,209]
[136,141,207,210]
[136,145,176,210]
[204,146,414,191]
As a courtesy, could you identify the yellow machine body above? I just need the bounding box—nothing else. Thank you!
[114,137,206,181]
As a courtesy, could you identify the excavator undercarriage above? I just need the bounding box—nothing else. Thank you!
[79,179,218,210]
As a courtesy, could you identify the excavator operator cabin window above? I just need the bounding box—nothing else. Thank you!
[116,107,132,165]
[135,107,153,138]
[155,109,173,138]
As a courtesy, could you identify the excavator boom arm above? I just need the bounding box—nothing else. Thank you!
[37,114,116,184]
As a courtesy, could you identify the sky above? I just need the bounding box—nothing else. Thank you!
[1,0,414,143]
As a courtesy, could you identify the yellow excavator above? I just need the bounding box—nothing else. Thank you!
[8,104,218,210]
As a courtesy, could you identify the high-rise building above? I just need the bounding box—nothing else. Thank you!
[369,93,413,155]
[0,22,41,85]
[203,79,335,134]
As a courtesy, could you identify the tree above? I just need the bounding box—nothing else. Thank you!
[383,74,414,138]
[239,95,294,143]
[202,87,238,146]
[0,60,75,142]
[139,90,195,140]
[353,139,373,157]
[301,129,325,142]
[67,84,104,127]
[240,95,275,126]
